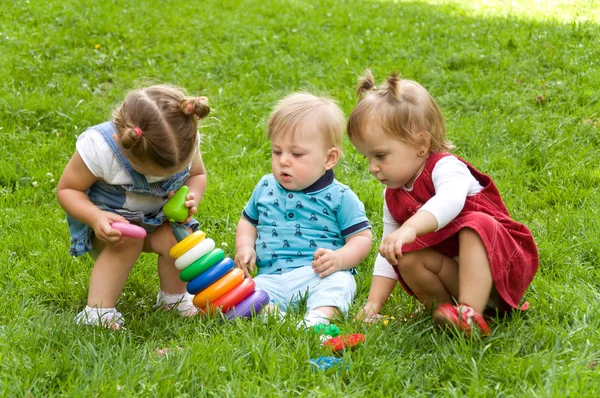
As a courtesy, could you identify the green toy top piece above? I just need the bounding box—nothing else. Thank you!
[164,186,189,223]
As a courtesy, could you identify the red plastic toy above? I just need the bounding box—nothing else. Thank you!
[323,333,365,351]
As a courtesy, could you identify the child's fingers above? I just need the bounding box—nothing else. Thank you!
[318,261,336,278]
[380,243,397,265]
[313,248,326,260]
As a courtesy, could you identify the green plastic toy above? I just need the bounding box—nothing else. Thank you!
[311,323,341,338]
[163,186,189,223]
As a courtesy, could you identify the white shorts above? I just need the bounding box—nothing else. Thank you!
[254,266,356,313]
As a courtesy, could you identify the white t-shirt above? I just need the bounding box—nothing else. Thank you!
[76,128,196,214]
[373,155,484,279]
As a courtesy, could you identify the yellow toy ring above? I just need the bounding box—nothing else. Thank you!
[169,230,206,259]
[193,268,244,309]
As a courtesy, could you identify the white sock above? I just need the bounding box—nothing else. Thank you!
[260,303,286,322]
[75,306,124,329]
[300,309,330,329]
[156,291,198,317]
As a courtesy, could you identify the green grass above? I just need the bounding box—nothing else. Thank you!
[1,0,600,395]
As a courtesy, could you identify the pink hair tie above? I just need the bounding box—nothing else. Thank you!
[134,127,143,137]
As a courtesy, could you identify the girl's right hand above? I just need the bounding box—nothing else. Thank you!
[234,246,256,278]
[91,211,130,243]
[355,301,382,322]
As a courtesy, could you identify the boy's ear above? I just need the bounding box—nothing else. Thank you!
[325,147,340,170]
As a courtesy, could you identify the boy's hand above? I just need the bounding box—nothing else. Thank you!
[379,226,417,265]
[167,190,198,224]
[234,245,256,278]
[92,211,129,243]
[312,248,344,278]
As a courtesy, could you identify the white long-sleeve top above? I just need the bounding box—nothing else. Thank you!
[373,155,484,279]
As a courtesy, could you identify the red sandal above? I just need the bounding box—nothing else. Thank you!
[433,303,491,336]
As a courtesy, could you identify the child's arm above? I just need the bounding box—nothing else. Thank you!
[56,152,128,243]
[356,275,398,320]
[379,211,438,266]
[234,217,258,278]
[380,156,476,265]
[180,151,207,223]
[312,229,373,278]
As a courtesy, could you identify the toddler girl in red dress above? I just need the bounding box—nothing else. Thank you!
[348,70,539,335]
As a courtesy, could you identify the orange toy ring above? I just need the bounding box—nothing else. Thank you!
[193,268,244,309]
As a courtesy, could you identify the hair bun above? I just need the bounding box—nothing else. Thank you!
[181,97,210,119]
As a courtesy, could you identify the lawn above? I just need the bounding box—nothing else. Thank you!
[1,0,599,396]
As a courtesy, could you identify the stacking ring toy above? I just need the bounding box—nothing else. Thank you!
[210,277,255,313]
[225,290,269,319]
[170,230,206,259]
[193,268,244,309]
[179,249,225,282]
[186,257,234,295]
[175,238,215,270]
[111,222,147,239]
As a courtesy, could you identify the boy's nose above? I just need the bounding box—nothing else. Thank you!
[279,153,291,166]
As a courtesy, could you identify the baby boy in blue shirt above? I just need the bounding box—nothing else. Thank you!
[234,93,373,327]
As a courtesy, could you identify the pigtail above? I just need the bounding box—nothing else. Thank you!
[356,69,376,98]
[118,125,147,151]
[384,73,401,101]
[180,96,210,120]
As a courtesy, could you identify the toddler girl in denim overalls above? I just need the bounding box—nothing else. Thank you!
[57,85,210,329]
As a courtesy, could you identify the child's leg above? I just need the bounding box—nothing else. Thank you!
[144,223,187,295]
[457,228,493,314]
[304,267,356,327]
[87,236,144,308]
[396,248,459,310]
[144,223,197,315]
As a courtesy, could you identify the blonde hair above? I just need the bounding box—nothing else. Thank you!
[267,92,345,149]
[113,84,210,169]
[347,70,454,152]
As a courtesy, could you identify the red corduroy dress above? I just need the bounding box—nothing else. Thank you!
[385,152,539,311]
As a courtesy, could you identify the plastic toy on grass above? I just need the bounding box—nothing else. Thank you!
[309,356,349,371]
[111,222,147,239]
[311,323,341,337]
[164,186,268,320]
[323,333,365,352]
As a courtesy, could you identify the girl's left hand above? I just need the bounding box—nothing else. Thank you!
[167,191,197,224]
[379,226,417,265]
[312,248,344,278]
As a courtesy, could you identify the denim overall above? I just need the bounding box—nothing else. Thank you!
[67,122,199,256]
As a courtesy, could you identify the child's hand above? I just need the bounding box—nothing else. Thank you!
[167,190,197,224]
[355,302,383,322]
[312,248,344,278]
[92,211,129,243]
[379,226,417,265]
[234,245,256,278]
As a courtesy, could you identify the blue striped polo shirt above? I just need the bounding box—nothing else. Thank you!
[242,170,371,275]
